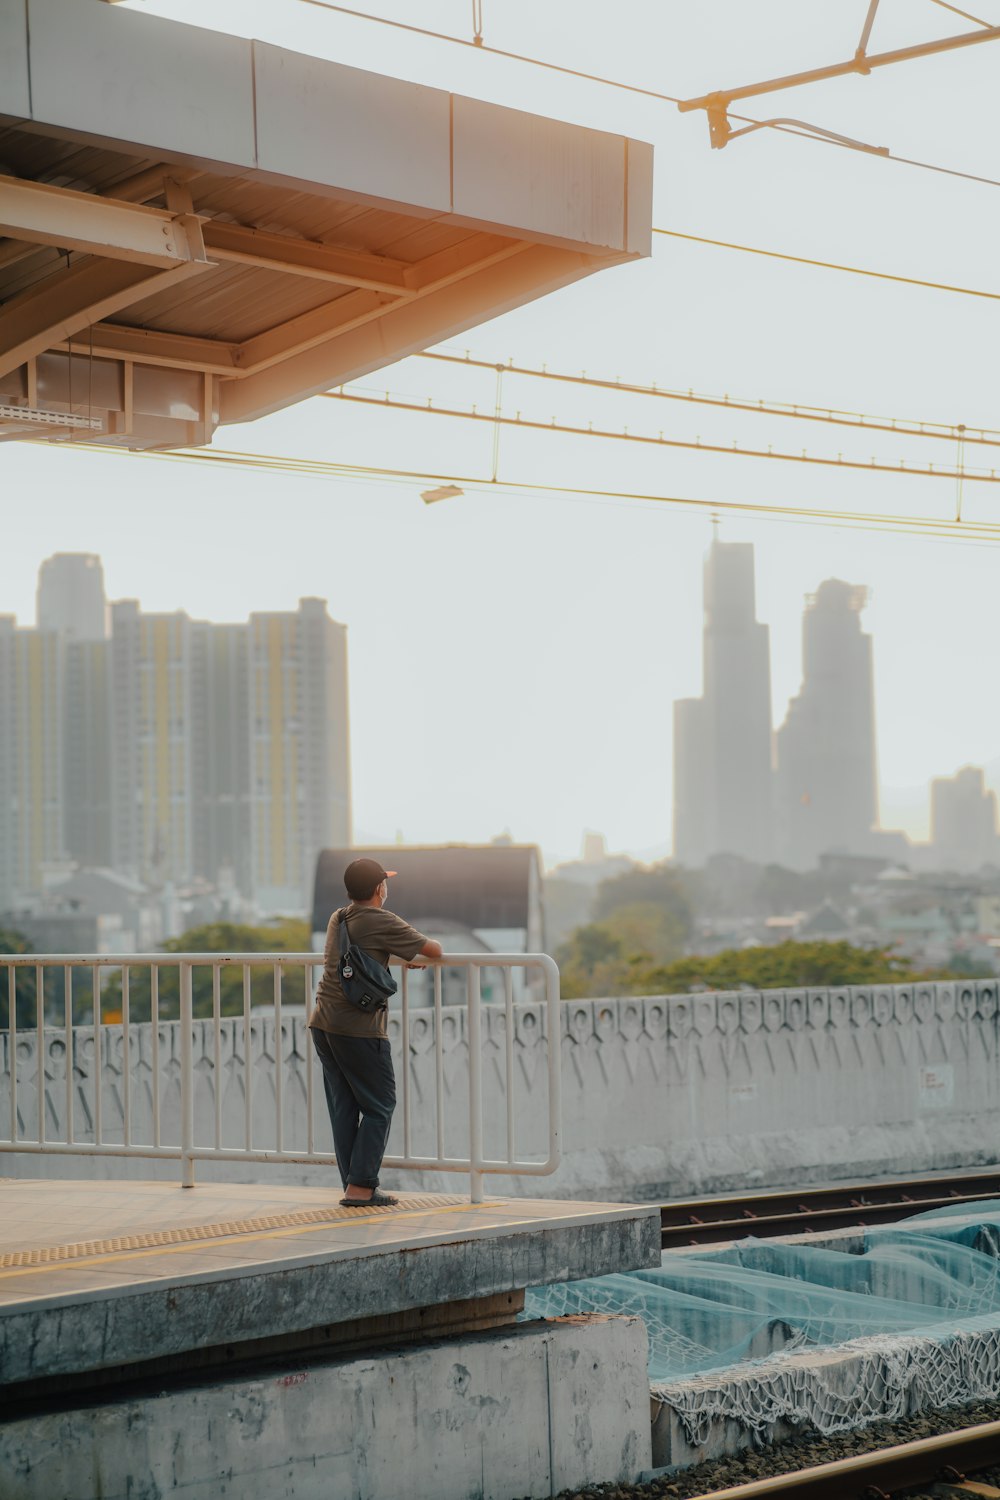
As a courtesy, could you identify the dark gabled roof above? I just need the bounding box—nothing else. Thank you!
[312,845,541,933]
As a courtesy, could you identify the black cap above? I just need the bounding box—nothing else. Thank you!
[344,857,397,901]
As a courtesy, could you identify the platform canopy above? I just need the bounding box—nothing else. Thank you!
[0,0,652,449]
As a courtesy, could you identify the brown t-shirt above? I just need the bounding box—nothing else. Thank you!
[309,904,428,1038]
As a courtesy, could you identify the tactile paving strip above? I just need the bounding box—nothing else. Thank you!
[0,1194,468,1269]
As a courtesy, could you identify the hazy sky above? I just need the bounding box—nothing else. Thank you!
[5,1,1000,862]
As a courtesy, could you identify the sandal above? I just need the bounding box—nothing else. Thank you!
[339,1190,399,1208]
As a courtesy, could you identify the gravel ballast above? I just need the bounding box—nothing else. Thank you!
[524,1397,1000,1499]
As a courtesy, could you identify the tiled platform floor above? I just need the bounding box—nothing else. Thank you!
[0,1178,658,1311]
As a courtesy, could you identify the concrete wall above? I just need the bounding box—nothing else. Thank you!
[0,1315,651,1500]
[2,979,998,1198]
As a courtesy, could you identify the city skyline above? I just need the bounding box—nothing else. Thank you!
[674,537,998,872]
[1,554,351,914]
[5,3,1000,864]
[6,544,999,873]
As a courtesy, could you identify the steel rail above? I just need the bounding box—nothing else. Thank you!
[689,1418,1000,1498]
[662,1169,1000,1247]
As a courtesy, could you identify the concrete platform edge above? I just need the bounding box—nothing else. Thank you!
[0,1210,660,1384]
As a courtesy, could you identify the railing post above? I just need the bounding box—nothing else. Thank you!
[179,961,195,1188]
[542,955,563,1176]
[467,964,484,1204]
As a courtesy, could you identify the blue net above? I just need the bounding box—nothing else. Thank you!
[524,1201,1000,1386]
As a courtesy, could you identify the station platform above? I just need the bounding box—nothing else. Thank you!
[0,1178,660,1392]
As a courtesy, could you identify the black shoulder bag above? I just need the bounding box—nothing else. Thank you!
[337,908,398,1013]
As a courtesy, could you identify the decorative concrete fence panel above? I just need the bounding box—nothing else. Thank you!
[2,979,998,1199]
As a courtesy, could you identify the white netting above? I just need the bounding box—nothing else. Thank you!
[523,1201,1000,1442]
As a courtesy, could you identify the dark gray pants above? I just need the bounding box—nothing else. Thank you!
[310,1028,396,1190]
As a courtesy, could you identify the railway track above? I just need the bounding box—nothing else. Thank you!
[660,1168,1000,1248]
[689,1417,1000,1498]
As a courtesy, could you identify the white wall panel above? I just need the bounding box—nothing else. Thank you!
[627,139,655,256]
[27,0,255,168]
[254,43,451,213]
[453,98,626,252]
[0,0,30,121]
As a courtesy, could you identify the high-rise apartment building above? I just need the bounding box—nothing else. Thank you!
[64,638,113,870]
[673,538,773,865]
[110,602,195,885]
[0,620,65,901]
[0,620,14,910]
[931,766,999,872]
[2,563,352,915]
[35,553,114,872]
[775,580,878,870]
[190,622,252,893]
[36,553,107,641]
[249,599,351,912]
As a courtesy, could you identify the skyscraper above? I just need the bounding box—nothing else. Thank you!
[0,619,65,900]
[32,555,113,873]
[110,602,195,885]
[673,538,773,865]
[775,580,878,870]
[63,638,112,870]
[3,563,353,915]
[0,620,14,909]
[36,553,107,641]
[190,621,253,893]
[249,599,352,912]
[931,766,999,872]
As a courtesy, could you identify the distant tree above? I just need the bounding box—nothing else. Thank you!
[557,902,689,999]
[591,864,694,937]
[103,919,313,1021]
[555,935,989,1000]
[557,864,694,997]
[637,940,929,993]
[0,928,36,1027]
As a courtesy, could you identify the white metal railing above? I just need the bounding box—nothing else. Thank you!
[0,952,561,1203]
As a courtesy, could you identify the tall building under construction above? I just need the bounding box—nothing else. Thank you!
[775,580,878,870]
[673,538,774,866]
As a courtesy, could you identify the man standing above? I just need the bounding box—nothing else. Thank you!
[309,858,443,1207]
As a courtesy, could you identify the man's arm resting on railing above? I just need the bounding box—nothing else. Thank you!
[403,939,444,971]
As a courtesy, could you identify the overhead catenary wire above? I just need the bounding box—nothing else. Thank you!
[418,349,1000,451]
[653,227,1000,303]
[97,444,1000,547]
[321,385,1000,486]
[48,438,995,552]
[293,0,1000,192]
[928,0,994,28]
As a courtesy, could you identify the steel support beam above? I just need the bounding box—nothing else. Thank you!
[404,234,525,292]
[201,221,414,295]
[221,242,599,423]
[679,22,1000,113]
[55,323,239,374]
[236,289,398,376]
[0,256,210,382]
[0,175,209,268]
[234,234,527,378]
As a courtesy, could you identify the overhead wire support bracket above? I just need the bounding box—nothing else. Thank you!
[854,0,882,72]
[708,109,889,157]
[681,20,1000,149]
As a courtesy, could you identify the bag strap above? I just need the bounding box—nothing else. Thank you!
[337,906,365,956]
[337,907,352,957]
